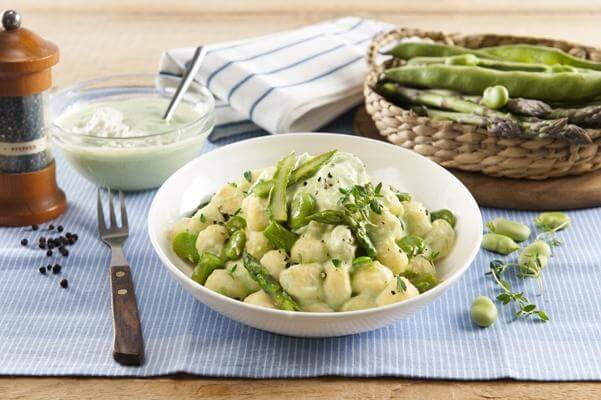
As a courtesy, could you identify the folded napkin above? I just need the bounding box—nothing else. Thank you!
[159,17,390,140]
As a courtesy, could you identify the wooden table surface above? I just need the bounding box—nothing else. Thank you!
[5,1,601,398]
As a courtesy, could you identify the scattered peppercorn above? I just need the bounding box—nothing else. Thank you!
[38,266,46,274]
[46,249,53,257]
[47,241,55,249]
[38,242,46,249]
[57,225,64,232]
[48,224,55,230]
[52,264,61,274]
[59,247,69,257]
[59,279,68,288]
[20,238,28,246]
[32,224,39,231]
[46,264,52,271]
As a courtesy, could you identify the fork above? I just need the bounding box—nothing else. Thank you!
[97,188,144,366]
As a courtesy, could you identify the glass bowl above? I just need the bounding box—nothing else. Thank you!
[49,74,215,191]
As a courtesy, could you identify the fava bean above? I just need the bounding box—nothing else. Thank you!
[225,215,246,234]
[518,240,551,274]
[396,235,426,258]
[487,218,531,242]
[224,230,246,260]
[192,252,226,285]
[430,209,457,228]
[481,85,509,110]
[402,271,439,293]
[172,232,199,264]
[481,233,520,255]
[534,211,570,232]
[470,296,498,327]
[289,192,317,229]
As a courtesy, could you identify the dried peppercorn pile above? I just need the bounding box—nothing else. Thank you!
[20,223,79,289]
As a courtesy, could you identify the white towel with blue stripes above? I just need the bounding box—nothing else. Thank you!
[159,17,390,140]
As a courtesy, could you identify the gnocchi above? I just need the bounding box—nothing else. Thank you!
[169,150,457,312]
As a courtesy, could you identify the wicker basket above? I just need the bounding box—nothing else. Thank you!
[364,28,601,179]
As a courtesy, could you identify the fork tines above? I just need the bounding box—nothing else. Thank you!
[97,188,129,235]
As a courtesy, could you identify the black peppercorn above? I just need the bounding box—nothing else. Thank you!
[52,264,61,274]
[32,224,39,231]
[59,247,68,257]
[46,249,53,257]
[46,264,52,271]
[61,237,69,246]
[20,238,28,246]
[47,241,55,249]
[38,242,46,249]
[39,266,46,274]
[59,279,68,288]
[48,224,54,230]
[57,225,64,232]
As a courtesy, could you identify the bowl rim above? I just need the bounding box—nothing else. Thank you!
[49,72,215,141]
[148,132,483,319]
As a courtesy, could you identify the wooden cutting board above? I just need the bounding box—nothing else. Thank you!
[353,106,601,210]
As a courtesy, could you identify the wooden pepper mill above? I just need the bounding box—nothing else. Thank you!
[0,10,66,226]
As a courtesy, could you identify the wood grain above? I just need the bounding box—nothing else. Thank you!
[1,377,600,400]
[4,1,601,398]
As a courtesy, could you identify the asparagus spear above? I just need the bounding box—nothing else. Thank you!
[377,83,591,143]
[416,107,590,143]
[268,152,296,222]
[263,220,299,252]
[505,98,553,117]
[547,105,601,127]
[252,150,337,198]
[243,252,301,311]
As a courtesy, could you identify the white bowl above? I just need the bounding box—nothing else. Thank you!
[148,133,482,337]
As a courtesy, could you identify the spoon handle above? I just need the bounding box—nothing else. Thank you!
[163,46,206,121]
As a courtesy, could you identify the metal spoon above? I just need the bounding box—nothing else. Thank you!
[163,46,206,121]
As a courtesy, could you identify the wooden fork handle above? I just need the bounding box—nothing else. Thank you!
[109,265,145,366]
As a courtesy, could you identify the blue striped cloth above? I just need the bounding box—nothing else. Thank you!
[1,114,601,379]
[159,17,391,140]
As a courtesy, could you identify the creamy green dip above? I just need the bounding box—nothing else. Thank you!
[57,97,201,137]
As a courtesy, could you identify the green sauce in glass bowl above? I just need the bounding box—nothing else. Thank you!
[49,74,215,191]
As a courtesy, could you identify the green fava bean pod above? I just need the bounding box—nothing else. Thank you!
[430,209,457,228]
[534,211,570,232]
[518,240,552,274]
[481,86,509,110]
[224,230,246,260]
[289,192,317,229]
[481,233,520,255]
[487,218,531,242]
[470,296,498,328]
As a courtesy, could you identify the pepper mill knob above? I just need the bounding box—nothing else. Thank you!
[2,10,21,31]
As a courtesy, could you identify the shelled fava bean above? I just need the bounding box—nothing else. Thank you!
[481,232,520,255]
[486,218,531,242]
[470,296,498,327]
[534,212,570,232]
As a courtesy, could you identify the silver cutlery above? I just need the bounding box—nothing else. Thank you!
[97,188,144,366]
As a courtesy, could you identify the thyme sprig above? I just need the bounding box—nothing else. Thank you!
[487,260,549,322]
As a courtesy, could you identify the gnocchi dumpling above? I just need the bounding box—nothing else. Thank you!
[324,225,356,264]
[244,290,276,308]
[290,222,328,264]
[279,263,324,305]
[226,260,260,294]
[375,277,419,306]
[205,269,248,300]
[195,224,228,257]
[341,292,377,311]
[424,219,456,260]
[169,217,191,241]
[260,249,288,280]
[351,260,394,294]
[322,260,352,310]
[212,182,245,216]
[381,185,403,217]
[375,238,409,275]
[241,194,269,232]
[188,203,224,234]
[245,231,273,259]
[369,209,405,242]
